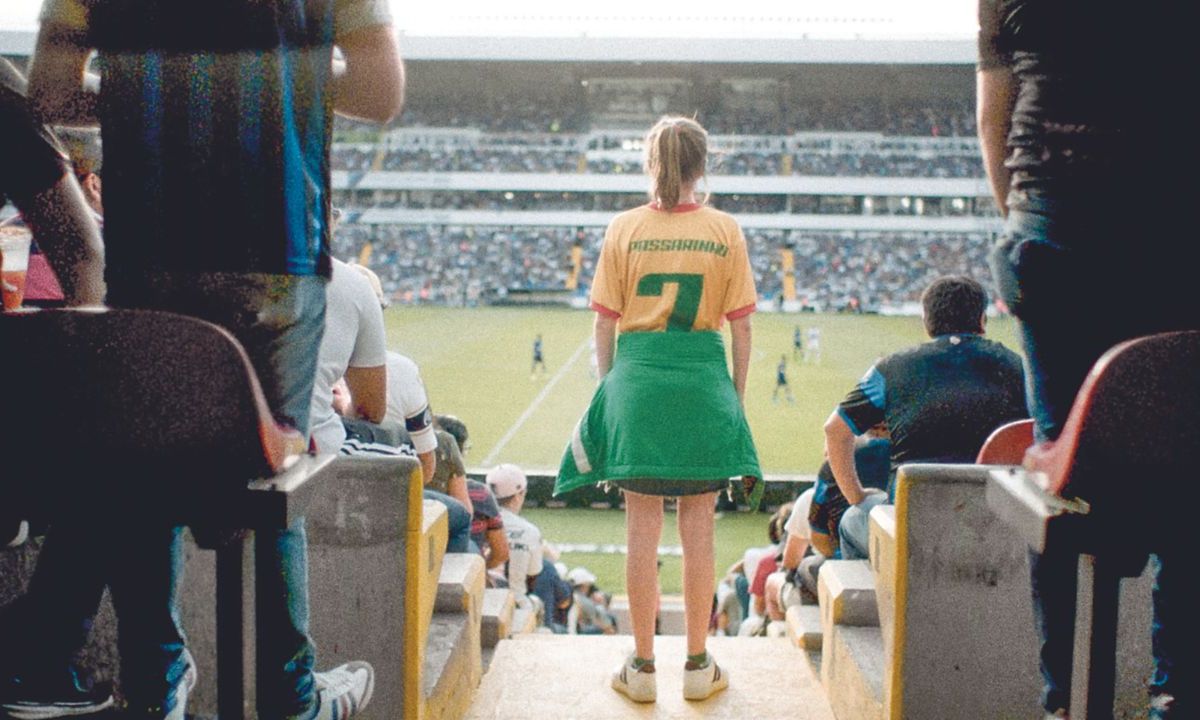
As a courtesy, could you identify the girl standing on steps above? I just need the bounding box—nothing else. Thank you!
[554,115,762,703]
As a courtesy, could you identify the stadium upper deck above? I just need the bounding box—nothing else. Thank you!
[1,4,990,311]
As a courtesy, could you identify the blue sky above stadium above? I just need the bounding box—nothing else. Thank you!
[1,1,974,39]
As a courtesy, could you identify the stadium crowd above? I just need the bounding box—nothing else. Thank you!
[331,189,989,216]
[330,223,994,313]
[334,143,985,178]
[390,94,976,138]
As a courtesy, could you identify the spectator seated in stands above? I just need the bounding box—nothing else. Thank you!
[804,423,891,570]
[567,567,616,635]
[738,502,792,636]
[762,486,817,624]
[486,464,544,617]
[309,254,388,456]
[531,551,573,634]
[430,413,509,569]
[466,476,509,574]
[824,275,1026,560]
[315,259,472,554]
[710,568,744,637]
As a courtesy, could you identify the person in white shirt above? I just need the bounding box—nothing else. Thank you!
[309,256,387,455]
[486,464,543,612]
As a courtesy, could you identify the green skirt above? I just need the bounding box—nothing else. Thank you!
[555,331,762,507]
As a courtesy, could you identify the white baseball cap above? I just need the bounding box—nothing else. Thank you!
[485,463,527,500]
[567,567,597,587]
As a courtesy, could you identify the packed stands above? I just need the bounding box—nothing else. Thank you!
[332,223,993,313]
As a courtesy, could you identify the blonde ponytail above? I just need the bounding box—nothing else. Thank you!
[644,115,707,211]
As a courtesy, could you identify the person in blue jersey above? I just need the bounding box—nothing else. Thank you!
[1,2,403,718]
[824,276,1026,561]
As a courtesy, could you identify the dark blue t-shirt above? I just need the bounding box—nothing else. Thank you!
[87,0,336,280]
[837,334,1027,474]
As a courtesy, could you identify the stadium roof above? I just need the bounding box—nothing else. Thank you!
[2,1,976,63]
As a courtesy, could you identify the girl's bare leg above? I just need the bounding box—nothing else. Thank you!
[677,492,717,656]
[625,491,664,660]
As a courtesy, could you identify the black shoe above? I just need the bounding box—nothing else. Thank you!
[1,669,114,719]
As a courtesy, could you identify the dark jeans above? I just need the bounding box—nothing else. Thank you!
[992,206,1194,716]
[531,557,571,633]
[1,273,326,717]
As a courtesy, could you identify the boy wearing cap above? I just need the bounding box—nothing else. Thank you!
[486,464,543,612]
[568,568,616,635]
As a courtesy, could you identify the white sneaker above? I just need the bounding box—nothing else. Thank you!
[683,654,728,701]
[311,662,375,720]
[162,649,197,720]
[611,655,656,703]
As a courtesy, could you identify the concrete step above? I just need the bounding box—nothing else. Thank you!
[509,603,538,635]
[436,552,486,616]
[818,560,879,629]
[821,625,885,720]
[422,611,483,720]
[786,603,823,651]
[418,499,450,665]
[610,594,686,635]
[481,588,515,648]
[465,634,834,720]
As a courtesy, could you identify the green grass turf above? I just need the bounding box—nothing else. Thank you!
[385,306,1022,594]
[523,505,779,596]
[385,306,1022,476]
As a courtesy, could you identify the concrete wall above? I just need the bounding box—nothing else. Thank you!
[886,464,1153,720]
[2,455,422,719]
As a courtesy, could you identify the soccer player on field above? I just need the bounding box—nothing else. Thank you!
[555,115,761,704]
[772,354,795,405]
[530,333,546,377]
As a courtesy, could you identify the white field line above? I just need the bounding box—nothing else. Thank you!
[481,337,590,467]
[556,542,684,557]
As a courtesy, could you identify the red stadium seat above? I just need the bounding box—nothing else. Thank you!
[976,418,1035,465]
[988,330,1200,719]
[1023,330,1200,512]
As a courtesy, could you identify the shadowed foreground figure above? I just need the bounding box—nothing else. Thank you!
[977,2,1199,717]
[1,1,402,718]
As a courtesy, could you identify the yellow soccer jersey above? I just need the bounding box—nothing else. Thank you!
[590,203,758,332]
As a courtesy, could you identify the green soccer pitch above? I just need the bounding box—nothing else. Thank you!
[385,305,1022,477]
[385,306,1022,594]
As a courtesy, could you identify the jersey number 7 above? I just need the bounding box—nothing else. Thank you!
[637,273,703,332]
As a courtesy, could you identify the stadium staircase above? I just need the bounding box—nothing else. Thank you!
[464,634,833,720]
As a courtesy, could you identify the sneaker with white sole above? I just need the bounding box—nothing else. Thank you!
[310,662,375,720]
[123,649,196,720]
[3,518,29,548]
[0,666,114,720]
[610,655,656,703]
[683,654,728,701]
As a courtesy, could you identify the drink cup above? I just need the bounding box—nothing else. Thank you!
[0,226,33,311]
